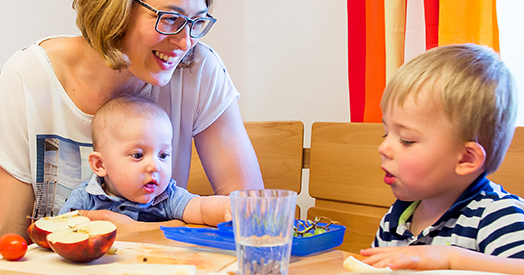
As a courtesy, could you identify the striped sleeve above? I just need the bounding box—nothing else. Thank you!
[477,195,524,258]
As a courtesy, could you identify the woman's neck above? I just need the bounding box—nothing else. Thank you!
[40,36,148,115]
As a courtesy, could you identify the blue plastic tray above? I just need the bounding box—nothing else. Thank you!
[160,219,345,256]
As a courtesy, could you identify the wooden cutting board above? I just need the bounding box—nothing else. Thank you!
[0,241,237,275]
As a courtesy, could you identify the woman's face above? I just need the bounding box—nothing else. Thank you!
[120,0,208,86]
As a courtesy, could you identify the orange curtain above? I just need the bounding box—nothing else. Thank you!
[348,0,499,122]
[439,0,499,51]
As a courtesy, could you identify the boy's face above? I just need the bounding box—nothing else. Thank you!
[98,115,173,204]
[379,85,466,202]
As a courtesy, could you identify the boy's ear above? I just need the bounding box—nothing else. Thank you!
[456,141,486,176]
[88,151,107,177]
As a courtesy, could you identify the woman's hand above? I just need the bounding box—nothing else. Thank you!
[360,245,456,271]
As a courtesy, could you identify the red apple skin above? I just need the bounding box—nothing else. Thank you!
[26,212,90,249]
[27,223,52,249]
[48,230,117,262]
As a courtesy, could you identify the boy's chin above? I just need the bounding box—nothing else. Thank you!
[391,187,417,202]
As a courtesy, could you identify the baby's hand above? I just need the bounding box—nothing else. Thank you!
[197,195,232,226]
[222,196,232,222]
[360,245,456,271]
[224,207,232,222]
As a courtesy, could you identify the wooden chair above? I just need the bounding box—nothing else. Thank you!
[487,127,524,198]
[187,121,304,197]
[306,122,395,254]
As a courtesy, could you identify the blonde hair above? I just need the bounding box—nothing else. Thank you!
[91,95,171,151]
[381,44,517,174]
[73,0,215,70]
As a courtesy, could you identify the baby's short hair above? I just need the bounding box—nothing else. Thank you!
[381,44,517,174]
[91,95,170,151]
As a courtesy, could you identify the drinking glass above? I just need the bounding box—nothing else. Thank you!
[230,189,297,275]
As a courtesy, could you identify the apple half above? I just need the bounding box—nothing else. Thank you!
[27,211,91,249]
[46,220,117,263]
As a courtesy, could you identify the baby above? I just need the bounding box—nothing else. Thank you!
[60,95,231,226]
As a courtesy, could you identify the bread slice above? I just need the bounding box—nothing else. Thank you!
[343,256,392,273]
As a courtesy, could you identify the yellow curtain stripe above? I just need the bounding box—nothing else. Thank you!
[384,0,406,84]
[438,0,499,51]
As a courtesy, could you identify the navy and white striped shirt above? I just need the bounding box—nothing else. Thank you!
[373,174,524,258]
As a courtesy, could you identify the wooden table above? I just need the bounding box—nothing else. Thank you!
[117,227,353,275]
[0,227,354,275]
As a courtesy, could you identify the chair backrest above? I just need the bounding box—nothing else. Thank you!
[187,121,304,196]
[487,127,524,198]
[307,122,395,253]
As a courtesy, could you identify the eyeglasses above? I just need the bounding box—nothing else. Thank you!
[133,0,217,38]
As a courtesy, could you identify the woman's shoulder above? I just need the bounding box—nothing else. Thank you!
[189,42,229,70]
[1,43,42,72]
[39,36,86,71]
[38,36,80,53]
[192,42,220,58]
[2,36,77,73]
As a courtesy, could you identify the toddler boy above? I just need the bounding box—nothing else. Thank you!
[361,44,524,272]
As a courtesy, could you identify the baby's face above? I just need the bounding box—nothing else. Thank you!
[378,85,466,202]
[100,115,173,204]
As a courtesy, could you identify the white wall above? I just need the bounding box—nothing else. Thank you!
[0,1,79,66]
[202,0,350,126]
[498,0,524,126]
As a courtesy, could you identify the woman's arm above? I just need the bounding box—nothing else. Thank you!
[193,101,264,195]
[0,167,35,242]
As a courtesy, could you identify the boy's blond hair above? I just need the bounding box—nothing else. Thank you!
[72,0,215,70]
[91,95,171,151]
[381,44,517,174]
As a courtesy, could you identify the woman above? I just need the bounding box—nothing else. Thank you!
[0,0,263,241]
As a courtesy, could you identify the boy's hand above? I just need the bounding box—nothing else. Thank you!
[360,245,457,271]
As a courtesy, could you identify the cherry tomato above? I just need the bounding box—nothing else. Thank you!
[0,233,28,261]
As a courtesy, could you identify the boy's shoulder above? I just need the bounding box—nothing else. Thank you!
[460,179,524,219]
[473,179,523,203]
